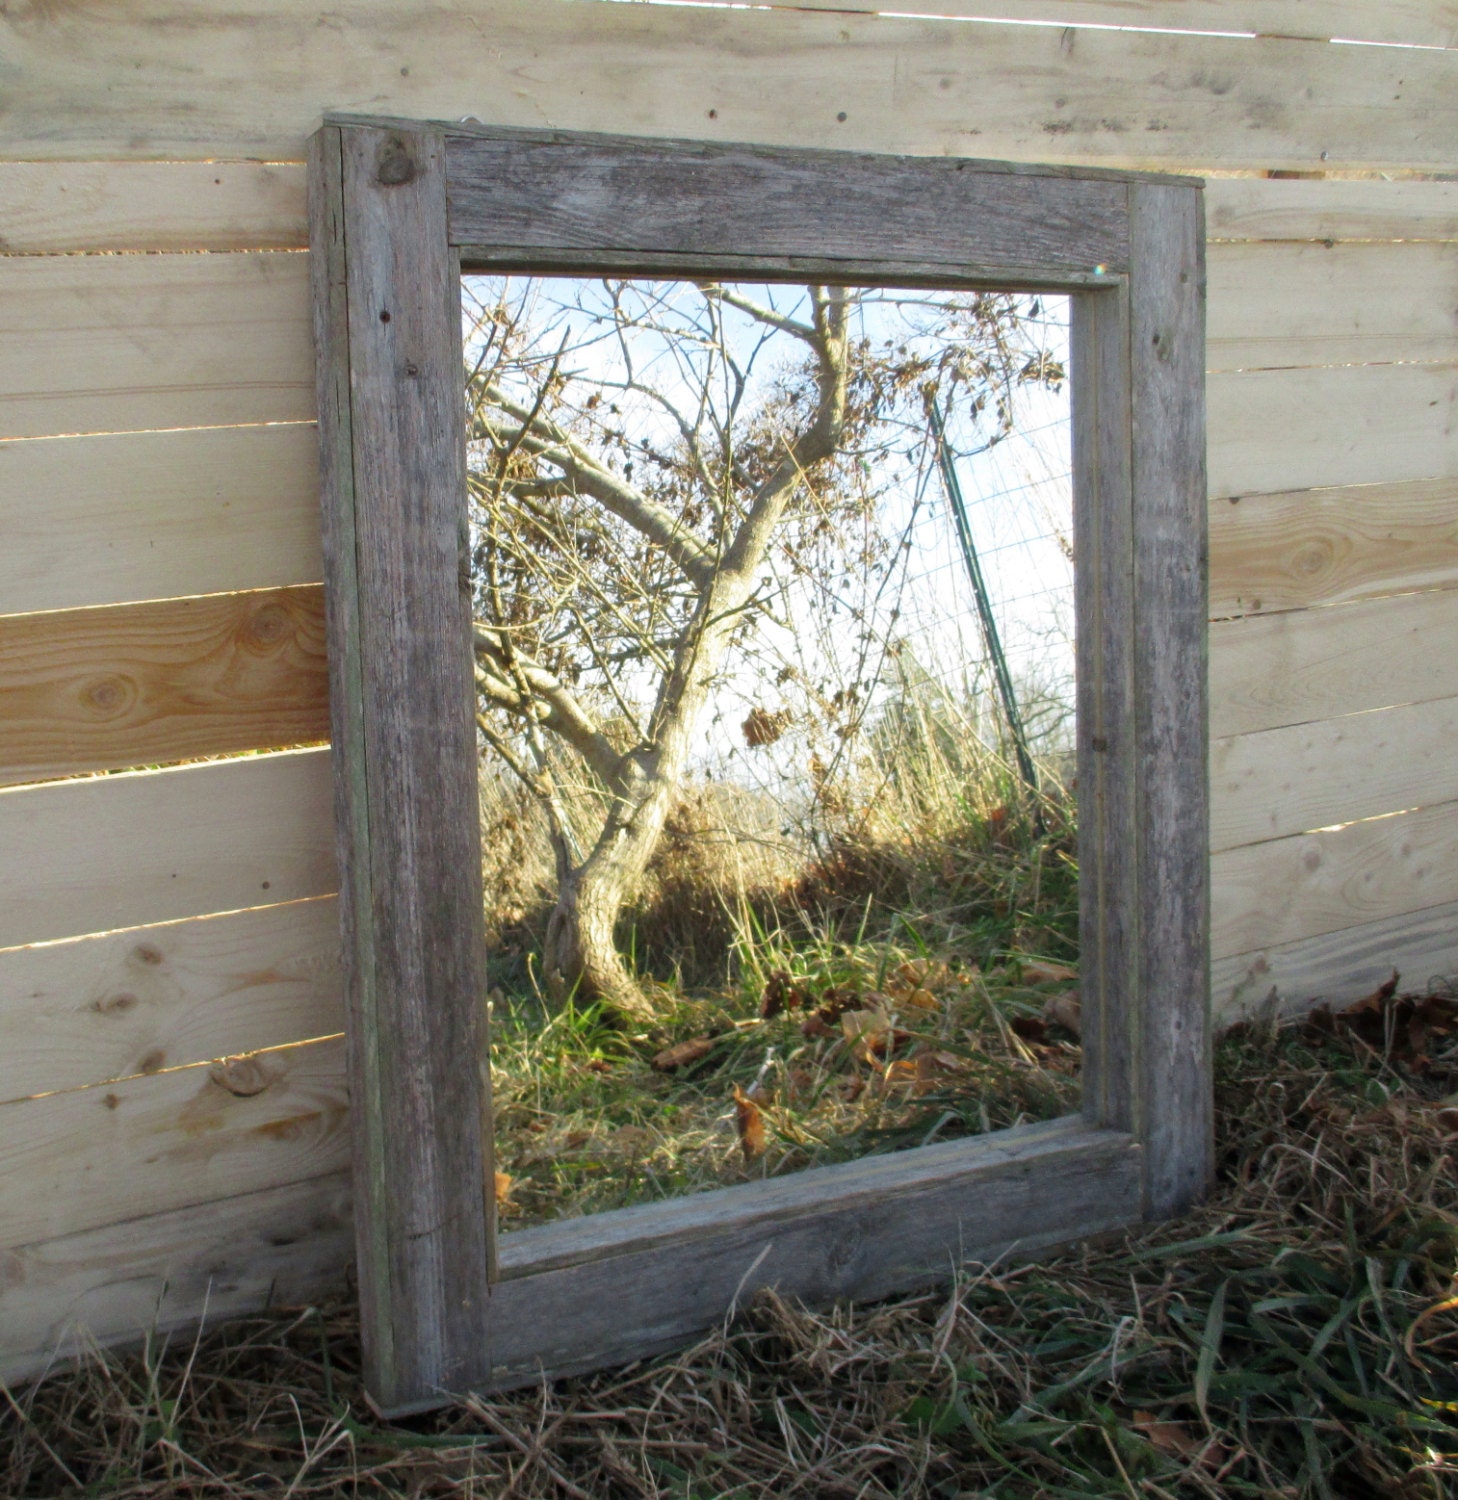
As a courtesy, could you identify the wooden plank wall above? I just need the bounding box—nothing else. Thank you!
[1,0,1455,1386]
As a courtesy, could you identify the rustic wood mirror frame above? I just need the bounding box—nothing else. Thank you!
[308,114,1210,1417]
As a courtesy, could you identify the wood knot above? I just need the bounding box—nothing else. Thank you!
[209,1053,276,1098]
[93,991,138,1015]
[377,145,417,186]
[246,601,289,647]
[81,674,135,718]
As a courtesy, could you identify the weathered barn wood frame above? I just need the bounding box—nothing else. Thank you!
[309,114,1209,1416]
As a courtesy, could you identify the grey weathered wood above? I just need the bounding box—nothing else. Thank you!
[312,117,1210,1414]
[1071,266,1139,1139]
[386,1120,1138,1411]
[442,127,1132,282]
[310,122,494,1409]
[1127,182,1212,1218]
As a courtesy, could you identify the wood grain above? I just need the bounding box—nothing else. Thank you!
[446,129,1131,280]
[476,1121,1140,1403]
[0,424,322,617]
[314,122,494,1410]
[0,586,329,786]
[1211,695,1458,853]
[0,251,312,441]
[0,897,343,1106]
[0,161,308,255]
[0,1035,348,1253]
[1212,798,1458,958]
[1209,477,1458,617]
[1071,274,1138,1143]
[1208,362,1458,501]
[8,167,1455,260]
[0,748,336,950]
[1126,181,1211,1218]
[1207,241,1458,370]
[763,0,1458,49]
[1211,899,1458,1023]
[0,1172,351,1390]
[1204,177,1458,244]
[1210,587,1458,738]
[2,2,1456,171]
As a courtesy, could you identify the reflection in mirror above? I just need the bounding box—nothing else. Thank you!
[463,277,1078,1229]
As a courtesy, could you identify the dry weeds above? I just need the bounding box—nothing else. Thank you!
[5,983,1456,1498]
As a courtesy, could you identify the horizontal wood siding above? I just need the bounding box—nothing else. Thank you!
[0,252,312,441]
[750,1,1458,49]
[1,3,1456,170]
[1208,478,1458,617]
[0,425,322,617]
[0,586,329,785]
[0,1172,352,1389]
[0,749,335,949]
[6,170,1456,260]
[1210,588,1458,738]
[1211,695,1458,853]
[0,898,343,1105]
[1212,799,1458,959]
[0,1035,348,1254]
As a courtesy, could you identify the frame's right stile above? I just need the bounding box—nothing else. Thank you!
[310,117,1210,1416]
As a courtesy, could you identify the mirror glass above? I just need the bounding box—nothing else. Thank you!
[462,276,1080,1229]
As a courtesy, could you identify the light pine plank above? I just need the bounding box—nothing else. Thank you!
[1209,477,1458,616]
[0,161,307,255]
[0,748,336,950]
[0,1171,352,1391]
[1211,695,1458,852]
[0,425,322,617]
[1208,362,1458,501]
[1212,799,1458,958]
[0,1035,348,1253]
[1211,899,1458,1023]
[0,586,329,786]
[1207,241,1458,370]
[0,898,344,1106]
[0,251,312,440]
[762,1,1458,49]
[1209,587,1458,737]
[1204,178,1458,244]
[1,2,1456,171]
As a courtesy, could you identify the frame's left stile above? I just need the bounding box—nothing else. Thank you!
[311,116,1209,1416]
[310,122,496,1410]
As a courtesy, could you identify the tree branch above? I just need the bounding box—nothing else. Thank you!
[473,623,626,792]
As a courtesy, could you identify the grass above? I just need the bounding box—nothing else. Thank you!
[488,781,1082,1228]
[5,987,1455,1498]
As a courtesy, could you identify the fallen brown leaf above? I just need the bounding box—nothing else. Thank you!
[760,969,808,1019]
[493,1171,514,1208]
[1023,960,1078,985]
[1042,989,1082,1036]
[1132,1410,1201,1460]
[652,1036,715,1072]
[732,1084,767,1161]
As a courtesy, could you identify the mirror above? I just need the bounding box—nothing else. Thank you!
[462,276,1080,1230]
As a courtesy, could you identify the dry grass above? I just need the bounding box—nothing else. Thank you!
[6,985,1455,1499]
